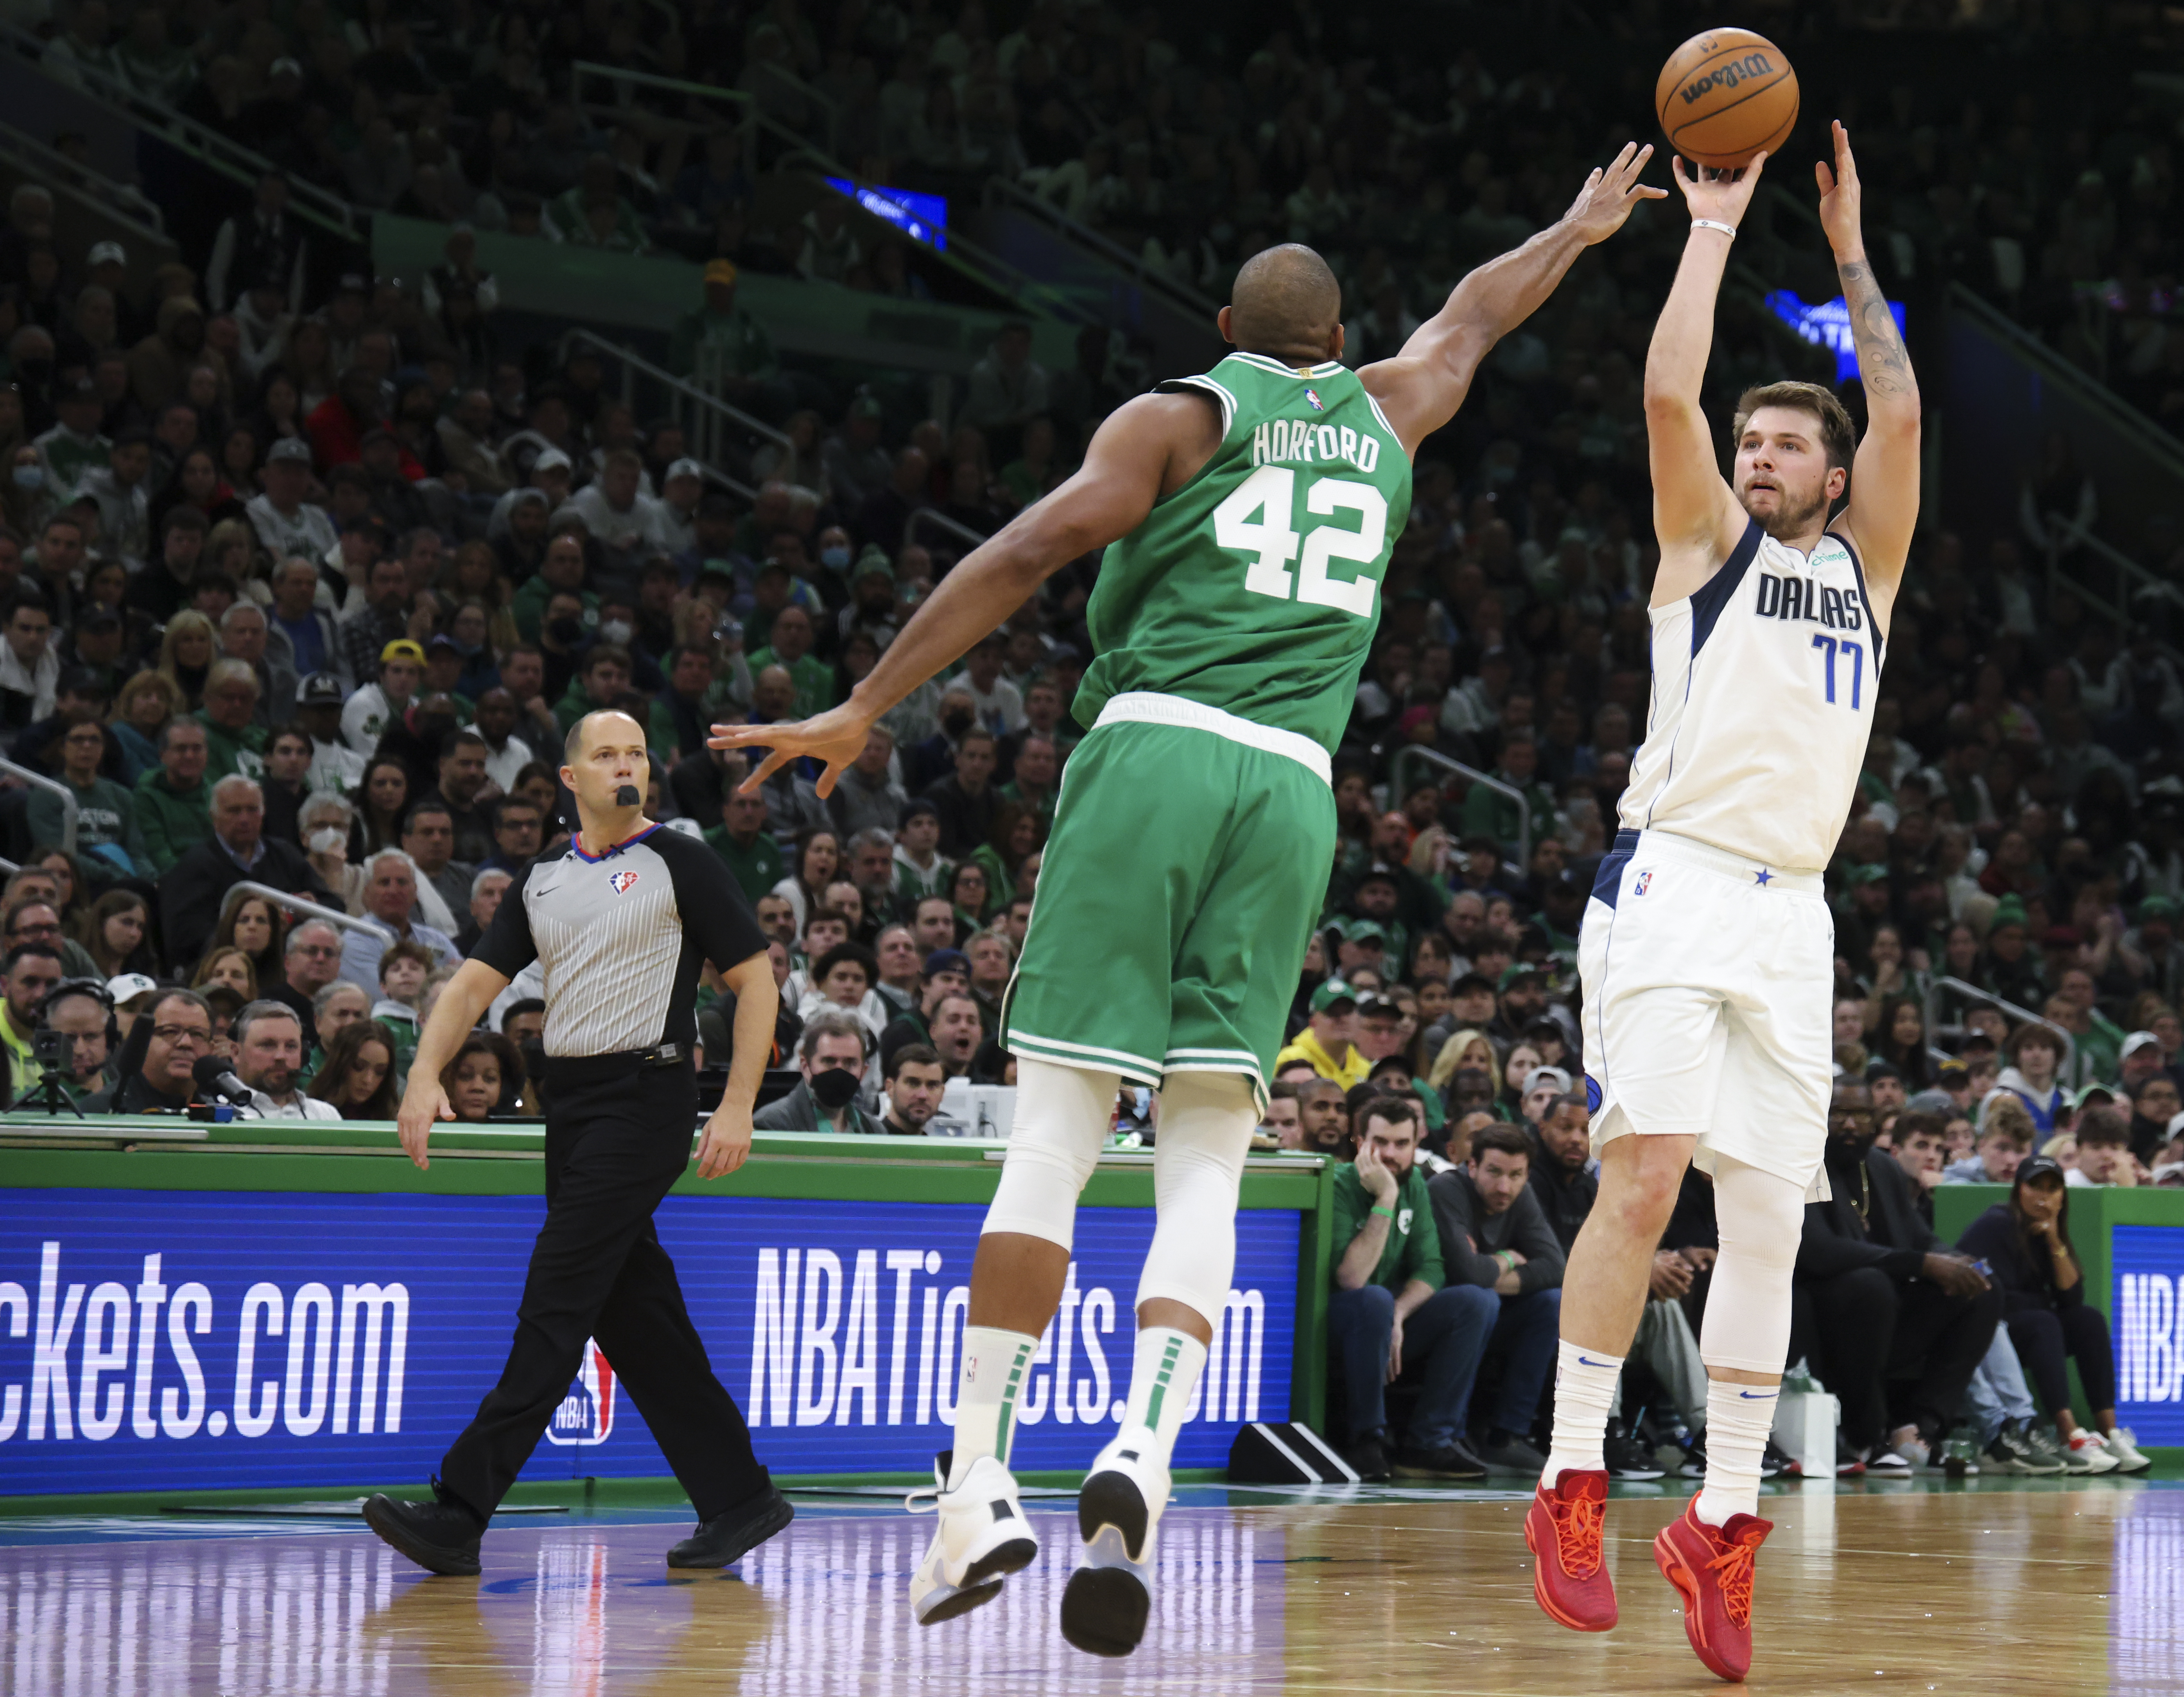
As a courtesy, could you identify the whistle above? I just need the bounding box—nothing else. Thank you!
[615,784,641,806]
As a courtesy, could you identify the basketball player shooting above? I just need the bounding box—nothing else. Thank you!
[1527,122,1927,1683]
[715,147,1662,1657]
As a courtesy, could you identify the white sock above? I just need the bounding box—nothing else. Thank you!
[1108,1326,1207,1473]
[1694,1379,1777,1525]
[947,1325,1038,1489]
[1541,1339,1624,1488]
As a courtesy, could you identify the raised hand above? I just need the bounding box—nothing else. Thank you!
[1670,148,1769,230]
[1815,119,1863,258]
[1562,142,1670,246]
[710,705,876,799]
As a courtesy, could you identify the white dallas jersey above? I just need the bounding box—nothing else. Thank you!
[1620,519,1884,871]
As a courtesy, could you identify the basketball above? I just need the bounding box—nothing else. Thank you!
[1654,27,1799,170]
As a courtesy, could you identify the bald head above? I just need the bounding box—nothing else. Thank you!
[1224,244,1343,363]
[564,707,647,759]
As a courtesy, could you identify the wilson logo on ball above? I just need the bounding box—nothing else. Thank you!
[1678,52,1775,105]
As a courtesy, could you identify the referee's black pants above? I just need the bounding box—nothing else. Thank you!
[437,1057,770,1523]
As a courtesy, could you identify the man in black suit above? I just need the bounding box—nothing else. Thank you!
[158,775,329,966]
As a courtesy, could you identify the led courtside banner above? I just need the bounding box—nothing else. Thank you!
[0,1190,1297,1494]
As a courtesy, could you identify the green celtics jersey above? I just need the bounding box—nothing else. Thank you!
[1075,351,1413,753]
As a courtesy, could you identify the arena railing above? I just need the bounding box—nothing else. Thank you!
[559,327,782,497]
[1928,974,2076,1084]
[904,506,992,556]
[228,883,395,945]
[0,113,165,238]
[0,757,75,857]
[1388,745,1530,869]
[0,21,363,242]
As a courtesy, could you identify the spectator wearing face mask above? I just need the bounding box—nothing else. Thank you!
[753,1006,880,1133]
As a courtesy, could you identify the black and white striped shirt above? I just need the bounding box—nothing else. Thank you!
[473,824,767,1057]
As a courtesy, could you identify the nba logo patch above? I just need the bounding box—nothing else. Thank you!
[1634,870,1653,896]
[547,1340,617,1445]
[1304,387,1325,412]
[608,868,640,894]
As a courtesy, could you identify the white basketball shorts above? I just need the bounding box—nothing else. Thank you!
[1577,827,1834,1202]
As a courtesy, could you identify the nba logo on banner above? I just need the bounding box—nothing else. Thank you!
[547,1340,617,1444]
[1634,870,1653,896]
[608,869,640,895]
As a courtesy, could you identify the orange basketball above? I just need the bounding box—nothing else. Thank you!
[1654,27,1798,170]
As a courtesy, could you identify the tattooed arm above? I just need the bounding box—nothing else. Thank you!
[1816,119,1920,622]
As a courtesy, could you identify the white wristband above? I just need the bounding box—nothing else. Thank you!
[1691,219,1738,240]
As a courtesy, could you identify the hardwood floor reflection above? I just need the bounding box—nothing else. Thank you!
[0,1480,2168,1694]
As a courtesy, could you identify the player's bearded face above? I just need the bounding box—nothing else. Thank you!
[1736,454,1831,539]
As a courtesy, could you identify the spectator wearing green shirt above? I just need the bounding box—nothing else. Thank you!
[33,718,151,876]
[706,783,787,903]
[195,658,269,782]
[669,258,791,422]
[745,605,834,720]
[510,534,597,647]
[1459,733,1556,858]
[134,718,214,874]
[552,644,635,736]
[1327,1095,1495,1482]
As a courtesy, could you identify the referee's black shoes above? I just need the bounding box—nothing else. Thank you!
[362,1493,485,1576]
[666,1485,797,1568]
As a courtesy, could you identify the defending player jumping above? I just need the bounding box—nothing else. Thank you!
[715,147,1664,1656]
[1527,124,1931,1682]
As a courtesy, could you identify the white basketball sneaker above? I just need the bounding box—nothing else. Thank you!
[907,1451,1040,1625]
[1059,1437,1170,1657]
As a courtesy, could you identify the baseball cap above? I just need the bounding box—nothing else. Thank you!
[2014,1153,2066,1186]
[663,456,705,484]
[379,638,426,665]
[901,797,939,824]
[2073,1081,2117,1110]
[426,632,461,654]
[86,240,126,268]
[1991,896,2030,931]
[1498,962,1544,988]
[1936,1057,1970,1081]
[922,948,969,978]
[696,556,737,583]
[704,258,739,285]
[270,55,302,76]
[267,436,312,464]
[56,665,109,699]
[1354,993,1401,1020]
[849,395,885,420]
[1310,978,1359,1014]
[1342,918,1388,947]
[297,672,344,706]
[2140,896,2179,923]
[532,447,573,474]
[2123,1030,2162,1059]
[106,972,158,1006]
[852,545,895,583]
[1527,1064,1572,1095]
[1906,1088,1957,1116]
[1842,862,1890,886]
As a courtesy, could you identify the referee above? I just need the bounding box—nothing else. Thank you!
[364,709,789,1576]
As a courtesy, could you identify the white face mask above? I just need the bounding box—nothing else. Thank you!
[308,826,346,854]
[598,618,634,645]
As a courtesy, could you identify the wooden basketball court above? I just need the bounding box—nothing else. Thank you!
[1,1477,2173,1694]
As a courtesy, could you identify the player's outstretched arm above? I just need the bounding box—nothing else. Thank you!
[1646,153,1770,602]
[709,390,1218,795]
[1359,143,1665,458]
[1819,120,1920,618]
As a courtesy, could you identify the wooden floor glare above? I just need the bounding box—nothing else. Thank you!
[2,1479,2178,1695]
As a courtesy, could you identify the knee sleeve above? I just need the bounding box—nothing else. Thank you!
[1135,1070,1258,1326]
[980,1057,1117,1253]
[1700,1155,1807,1376]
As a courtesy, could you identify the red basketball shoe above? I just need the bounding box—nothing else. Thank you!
[1652,1499,1773,1681]
[1525,1469,1616,1631]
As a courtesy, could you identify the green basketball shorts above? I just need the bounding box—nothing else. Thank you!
[1001,691,1337,1112]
